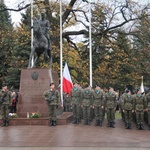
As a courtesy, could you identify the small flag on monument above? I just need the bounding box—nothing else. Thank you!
[63,63,73,95]
[140,76,144,93]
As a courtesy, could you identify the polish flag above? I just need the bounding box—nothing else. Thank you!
[63,63,73,95]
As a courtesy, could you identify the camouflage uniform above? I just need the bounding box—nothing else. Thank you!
[93,89,104,126]
[122,92,133,129]
[119,93,125,123]
[133,93,146,130]
[70,86,82,124]
[63,93,71,112]
[0,89,12,127]
[44,87,60,126]
[105,91,117,127]
[145,91,150,129]
[102,91,106,122]
[81,87,93,125]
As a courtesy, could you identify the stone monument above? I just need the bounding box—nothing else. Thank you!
[17,69,59,118]
[18,13,58,118]
[16,13,72,124]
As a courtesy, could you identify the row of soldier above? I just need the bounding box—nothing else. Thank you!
[64,83,117,128]
[119,89,150,130]
[63,83,150,130]
[1,82,149,130]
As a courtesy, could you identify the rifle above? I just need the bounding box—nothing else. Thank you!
[0,91,8,104]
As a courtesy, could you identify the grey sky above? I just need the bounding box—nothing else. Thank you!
[5,0,149,26]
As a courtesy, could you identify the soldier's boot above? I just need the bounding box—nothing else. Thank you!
[128,123,132,129]
[83,119,87,125]
[53,120,56,126]
[125,122,127,127]
[72,118,77,124]
[109,122,112,127]
[99,120,102,127]
[107,121,111,127]
[110,121,115,128]
[113,121,116,124]
[95,120,99,126]
[137,124,140,130]
[5,120,9,127]
[125,123,129,129]
[87,119,91,125]
[1,120,6,127]
[140,124,144,130]
[148,125,150,130]
[49,119,53,126]
[76,118,79,124]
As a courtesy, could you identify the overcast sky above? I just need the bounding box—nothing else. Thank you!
[5,0,30,26]
[5,0,150,26]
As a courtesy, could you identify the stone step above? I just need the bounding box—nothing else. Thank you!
[0,112,73,126]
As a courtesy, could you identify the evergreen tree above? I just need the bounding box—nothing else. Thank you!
[0,0,13,87]
[132,12,150,87]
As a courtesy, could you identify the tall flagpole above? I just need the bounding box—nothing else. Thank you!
[60,0,63,105]
[82,0,92,87]
[89,0,92,87]
[31,0,34,67]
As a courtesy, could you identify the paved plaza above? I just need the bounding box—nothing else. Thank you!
[0,118,150,150]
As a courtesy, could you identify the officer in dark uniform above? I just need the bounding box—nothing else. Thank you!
[0,84,12,127]
[44,83,60,126]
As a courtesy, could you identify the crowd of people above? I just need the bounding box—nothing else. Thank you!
[62,82,150,130]
[1,82,150,130]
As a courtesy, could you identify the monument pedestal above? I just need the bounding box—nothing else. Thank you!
[0,112,73,125]
[17,68,59,118]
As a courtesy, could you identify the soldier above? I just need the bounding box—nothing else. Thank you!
[70,82,82,124]
[122,90,134,129]
[105,87,117,128]
[63,92,71,112]
[145,89,150,130]
[81,84,93,125]
[0,84,12,127]
[92,85,104,126]
[133,89,146,130]
[44,83,60,126]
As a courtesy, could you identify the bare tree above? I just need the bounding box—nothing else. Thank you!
[1,0,150,48]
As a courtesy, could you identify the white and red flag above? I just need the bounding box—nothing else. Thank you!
[63,63,73,95]
[140,76,144,93]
